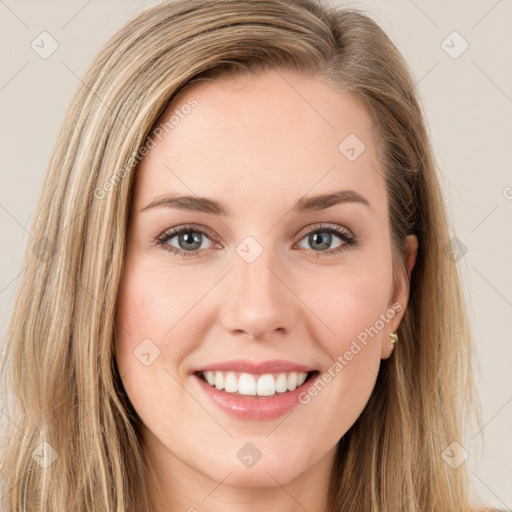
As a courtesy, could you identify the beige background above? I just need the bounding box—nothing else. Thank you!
[1,0,511,508]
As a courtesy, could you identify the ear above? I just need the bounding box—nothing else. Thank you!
[381,234,418,359]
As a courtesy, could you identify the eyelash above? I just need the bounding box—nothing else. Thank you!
[156,223,359,259]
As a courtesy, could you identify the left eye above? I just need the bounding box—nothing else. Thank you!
[296,228,344,252]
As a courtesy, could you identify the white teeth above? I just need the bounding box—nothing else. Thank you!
[257,374,276,396]
[214,372,224,390]
[297,372,307,387]
[287,372,297,391]
[238,373,256,395]
[224,372,238,393]
[205,371,215,386]
[275,373,288,393]
[200,370,310,396]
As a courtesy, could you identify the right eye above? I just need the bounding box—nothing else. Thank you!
[156,224,219,258]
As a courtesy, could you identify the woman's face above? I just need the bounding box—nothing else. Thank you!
[115,69,417,499]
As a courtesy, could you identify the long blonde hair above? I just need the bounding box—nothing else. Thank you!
[0,1,492,510]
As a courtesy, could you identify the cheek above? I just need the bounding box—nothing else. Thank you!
[302,262,392,357]
[114,260,206,380]
[116,255,183,338]
[114,261,168,384]
[114,265,192,427]
[294,269,392,437]
[295,260,393,426]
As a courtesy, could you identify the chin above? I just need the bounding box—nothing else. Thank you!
[214,464,303,488]
[199,448,309,488]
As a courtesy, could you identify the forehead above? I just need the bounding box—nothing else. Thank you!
[134,69,386,216]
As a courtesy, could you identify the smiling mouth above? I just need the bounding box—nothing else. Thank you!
[194,370,320,397]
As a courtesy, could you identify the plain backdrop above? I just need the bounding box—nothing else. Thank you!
[1,0,511,509]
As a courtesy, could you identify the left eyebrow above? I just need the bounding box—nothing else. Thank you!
[140,189,371,216]
[293,189,371,214]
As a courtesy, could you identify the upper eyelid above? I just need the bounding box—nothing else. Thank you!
[295,222,352,238]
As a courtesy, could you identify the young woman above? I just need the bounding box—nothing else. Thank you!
[0,0,502,511]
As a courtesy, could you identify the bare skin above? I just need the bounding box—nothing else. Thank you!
[115,69,418,512]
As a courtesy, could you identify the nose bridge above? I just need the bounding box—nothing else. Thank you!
[219,235,294,339]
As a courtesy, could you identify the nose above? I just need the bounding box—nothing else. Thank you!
[218,243,298,341]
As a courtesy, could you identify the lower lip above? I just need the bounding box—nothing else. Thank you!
[193,372,319,421]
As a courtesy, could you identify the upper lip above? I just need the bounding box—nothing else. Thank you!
[194,359,318,375]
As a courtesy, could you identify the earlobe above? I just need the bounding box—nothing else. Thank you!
[381,331,399,359]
